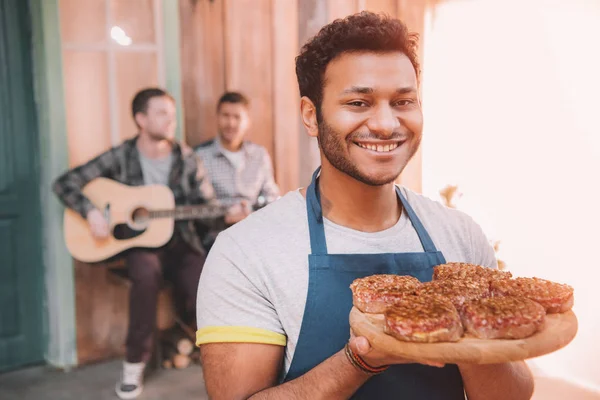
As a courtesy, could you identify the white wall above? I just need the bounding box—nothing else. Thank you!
[422,0,600,391]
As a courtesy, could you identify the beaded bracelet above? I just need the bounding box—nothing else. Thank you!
[344,343,389,375]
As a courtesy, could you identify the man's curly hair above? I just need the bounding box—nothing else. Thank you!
[295,11,420,117]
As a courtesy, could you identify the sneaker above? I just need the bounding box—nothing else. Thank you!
[115,361,145,399]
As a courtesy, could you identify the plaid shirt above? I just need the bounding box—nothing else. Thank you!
[52,135,221,255]
[195,139,280,208]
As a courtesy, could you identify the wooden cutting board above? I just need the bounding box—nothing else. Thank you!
[349,306,578,364]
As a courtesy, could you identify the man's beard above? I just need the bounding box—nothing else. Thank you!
[318,119,419,186]
[147,130,169,141]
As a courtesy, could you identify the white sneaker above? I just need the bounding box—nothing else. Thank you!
[115,361,145,399]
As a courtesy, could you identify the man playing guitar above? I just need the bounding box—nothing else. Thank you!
[52,87,245,399]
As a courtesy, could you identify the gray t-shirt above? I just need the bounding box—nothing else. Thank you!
[196,187,497,374]
[220,146,245,170]
[139,152,173,186]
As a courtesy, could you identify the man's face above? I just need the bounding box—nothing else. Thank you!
[137,96,177,140]
[315,52,423,186]
[217,102,250,146]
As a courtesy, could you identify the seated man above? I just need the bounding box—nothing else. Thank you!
[52,87,243,400]
[195,92,280,248]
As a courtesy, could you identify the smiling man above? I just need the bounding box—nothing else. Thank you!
[195,12,534,400]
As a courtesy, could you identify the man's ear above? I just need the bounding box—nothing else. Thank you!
[300,97,319,138]
[134,112,145,129]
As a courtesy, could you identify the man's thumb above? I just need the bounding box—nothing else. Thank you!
[349,335,372,356]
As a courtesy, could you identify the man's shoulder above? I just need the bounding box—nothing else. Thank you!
[84,140,127,164]
[243,141,269,156]
[399,186,479,231]
[195,139,216,151]
[194,140,217,160]
[102,137,131,154]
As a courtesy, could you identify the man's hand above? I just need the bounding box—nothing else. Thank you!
[86,208,110,239]
[225,200,252,225]
[348,331,445,368]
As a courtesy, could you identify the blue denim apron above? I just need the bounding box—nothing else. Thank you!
[283,168,465,399]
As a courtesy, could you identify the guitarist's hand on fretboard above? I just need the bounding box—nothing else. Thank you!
[224,201,252,225]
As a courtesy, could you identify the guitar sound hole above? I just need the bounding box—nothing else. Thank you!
[132,207,150,224]
[112,224,145,241]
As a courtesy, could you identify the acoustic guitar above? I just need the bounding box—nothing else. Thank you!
[63,177,228,262]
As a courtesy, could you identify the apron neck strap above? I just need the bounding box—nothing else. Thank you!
[306,167,328,254]
[394,186,438,253]
[306,167,439,255]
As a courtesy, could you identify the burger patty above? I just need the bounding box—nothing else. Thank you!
[350,274,422,313]
[433,262,512,283]
[460,296,546,339]
[490,277,574,313]
[383,294,464,343]
[414,278,490,310]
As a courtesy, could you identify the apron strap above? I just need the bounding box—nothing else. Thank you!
[306,167,328,255]
[395,187,438,253]
[306,167,441,255]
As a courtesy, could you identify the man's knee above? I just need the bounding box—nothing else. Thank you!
[127,251,162,286]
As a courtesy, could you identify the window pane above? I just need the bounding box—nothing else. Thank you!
[115,52,159,141]
[60,0,107,45]
[63,51,112,166]
[110,0,156,45]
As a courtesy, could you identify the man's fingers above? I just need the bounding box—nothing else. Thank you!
[348,337,445,368]
[426,362,445,368]
[96,221,110,237]
[349,335,372,355]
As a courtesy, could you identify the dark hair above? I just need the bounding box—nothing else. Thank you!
[131,88,174,119]
[217,91,250,111]
[295,11,420,116]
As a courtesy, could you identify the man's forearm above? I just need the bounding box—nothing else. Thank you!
[52,150,118,218]
[52,174,96,218]
[248,349,370,400]
[459,361,534,400]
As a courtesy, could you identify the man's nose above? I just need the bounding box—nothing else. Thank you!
[366,105,400,137]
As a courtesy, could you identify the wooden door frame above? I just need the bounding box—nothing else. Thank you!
[29,0,184,369]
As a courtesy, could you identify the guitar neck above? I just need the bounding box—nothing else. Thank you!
[149,204,227,221]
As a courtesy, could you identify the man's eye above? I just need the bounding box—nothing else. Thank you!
[348,101,367,107]
[395,99,415,107]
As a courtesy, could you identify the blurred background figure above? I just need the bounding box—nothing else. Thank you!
[51,87,242,399]
[195,92,280,250]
